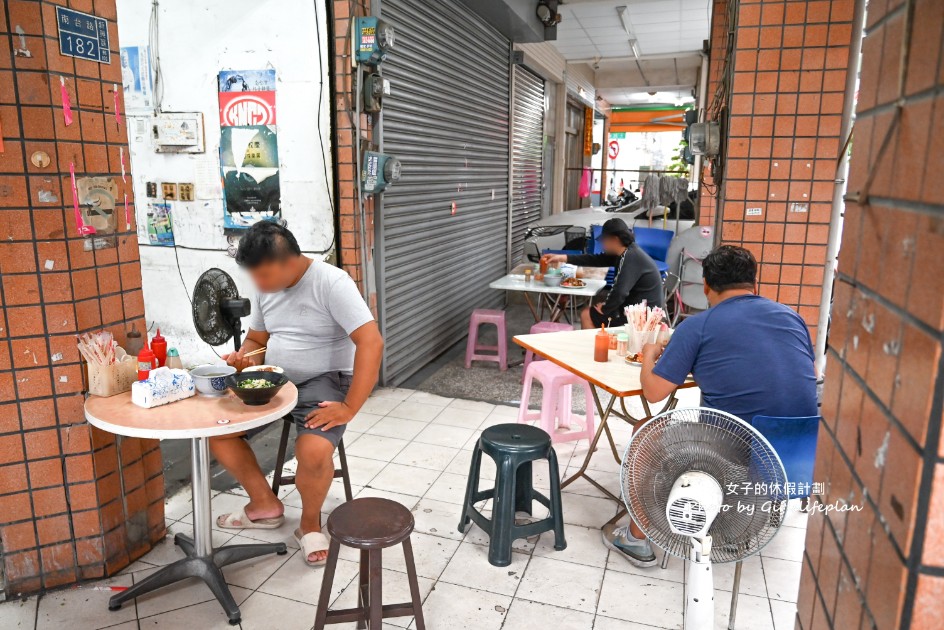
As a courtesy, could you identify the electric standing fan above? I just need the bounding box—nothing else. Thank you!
[191,268,251,352]
[621,407,788,630]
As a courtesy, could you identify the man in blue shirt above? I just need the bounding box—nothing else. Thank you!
[602,244,818,567]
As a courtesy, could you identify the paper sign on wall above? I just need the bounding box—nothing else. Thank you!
[218,69,281,230]
[146,201,175,246]
[120,46,153,112]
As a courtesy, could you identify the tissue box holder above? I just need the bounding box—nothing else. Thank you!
[132,367,196,408]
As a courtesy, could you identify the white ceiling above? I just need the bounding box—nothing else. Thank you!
[554,0,711,60]
[595,88,695,106]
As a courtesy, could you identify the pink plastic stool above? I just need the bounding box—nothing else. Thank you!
[522,321,573,381]
[518,360,595,443]
[464,309,508,371]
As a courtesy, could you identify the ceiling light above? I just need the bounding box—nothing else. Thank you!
[616,6,632,37]
[630,39,641,59]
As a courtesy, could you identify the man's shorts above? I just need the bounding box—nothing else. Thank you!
[291,371,353,448]
[589,307,628,328]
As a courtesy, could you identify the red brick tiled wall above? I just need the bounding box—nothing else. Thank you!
[0,0,164,595]
[714,0,856,340]
[331,0,377,312]
[797,0,944,628]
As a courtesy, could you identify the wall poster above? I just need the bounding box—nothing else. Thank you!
[218,69,281,230]
[145,201,175,246]
[120,46,153,112]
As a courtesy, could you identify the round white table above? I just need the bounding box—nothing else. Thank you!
[84,383,298,626]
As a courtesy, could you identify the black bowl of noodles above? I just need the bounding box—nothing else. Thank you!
[225,371,289,406]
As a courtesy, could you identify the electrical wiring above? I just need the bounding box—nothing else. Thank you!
[148,0,164,112]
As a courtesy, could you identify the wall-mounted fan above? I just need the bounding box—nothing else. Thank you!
[622,407,788,630]
[192,268,251,352]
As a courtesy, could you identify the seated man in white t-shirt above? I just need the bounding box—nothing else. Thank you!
[211,222,383,566]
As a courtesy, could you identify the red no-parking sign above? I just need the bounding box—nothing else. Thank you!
[608,140,620,160]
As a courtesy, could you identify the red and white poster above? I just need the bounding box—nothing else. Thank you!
[219,90,277,127]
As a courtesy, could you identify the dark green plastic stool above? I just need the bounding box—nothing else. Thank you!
[458,423,566,566]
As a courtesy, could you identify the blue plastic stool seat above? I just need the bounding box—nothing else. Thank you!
[750,415,821,499]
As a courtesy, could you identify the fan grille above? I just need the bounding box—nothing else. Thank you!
[192,269,240,346]
[622,407,788,563]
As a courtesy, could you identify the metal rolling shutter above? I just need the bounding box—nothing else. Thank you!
[378,0,510,385]
[510,66,545,264]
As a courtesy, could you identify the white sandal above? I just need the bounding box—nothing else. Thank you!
[294,529,331,567]
[216,507,285,530]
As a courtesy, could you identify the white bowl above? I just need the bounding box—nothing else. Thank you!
[243,365,285,374]
[190,364,237,396]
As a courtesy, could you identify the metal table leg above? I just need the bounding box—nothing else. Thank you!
[561,385,679,523]
[107,436,288,625]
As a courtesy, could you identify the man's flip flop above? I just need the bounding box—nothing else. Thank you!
[294,529,331,567]
[216,507,285,530]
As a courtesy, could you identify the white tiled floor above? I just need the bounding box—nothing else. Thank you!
[1,387,806,630]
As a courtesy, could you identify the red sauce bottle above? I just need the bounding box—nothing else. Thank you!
[594,326,610,362]
[137,341,157,381]
[151,328,167,367]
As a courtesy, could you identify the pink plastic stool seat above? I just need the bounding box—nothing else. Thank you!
[518,360,595,444]
[464,309,508,371]
[522,321,573,381]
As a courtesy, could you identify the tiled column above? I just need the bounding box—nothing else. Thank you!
[332,0,377,312]
[0,0,164,595]
[797,0,944,628]
[706,0,856,338]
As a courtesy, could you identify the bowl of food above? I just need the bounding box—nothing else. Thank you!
[543,273,563,288]
[242,364,285,374]
[225,371,289,406]
[190,365,237,396]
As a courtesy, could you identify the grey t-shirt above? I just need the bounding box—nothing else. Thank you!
[247,259,374,383]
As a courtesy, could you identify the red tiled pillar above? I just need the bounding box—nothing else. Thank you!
[798,0,944,628]
[705,0,856,339]
[331,1,376,312]
[0,0,164,595]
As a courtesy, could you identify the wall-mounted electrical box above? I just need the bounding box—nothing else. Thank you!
[152,112,205,153]
[352,17,395,66]
[361,151,401,193]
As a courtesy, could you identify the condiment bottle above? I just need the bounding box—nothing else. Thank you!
[151,328,168,367]
[594,326,610,362]
[539,256,549,275]
[165,348,183,369]
[616,333,630,357]
[125,324,144,356]
[137,341,157,381]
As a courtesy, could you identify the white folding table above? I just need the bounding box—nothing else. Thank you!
[513,329,695,526]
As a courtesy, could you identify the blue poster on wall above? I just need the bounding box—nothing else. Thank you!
[219,69,276,93]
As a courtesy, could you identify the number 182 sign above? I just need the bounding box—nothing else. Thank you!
[56,7,111,64]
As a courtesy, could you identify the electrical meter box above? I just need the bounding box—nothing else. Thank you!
[152,112,205,153]
[352,17,395,66]
[361,151,401,193]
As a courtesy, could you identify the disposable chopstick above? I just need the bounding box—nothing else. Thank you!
[243,347,267,358]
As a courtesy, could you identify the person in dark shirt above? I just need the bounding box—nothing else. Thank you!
[602,245,818,569]
[542,218,664,329]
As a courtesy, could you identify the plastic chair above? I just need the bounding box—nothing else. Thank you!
[522,321,573,379]
[458,424,566,566]
[749,415,821,499]
[633,227,674,263]
[518,360,595,444]
[464,309,507,371]
[541,249,582,257]
[724,414,821,630]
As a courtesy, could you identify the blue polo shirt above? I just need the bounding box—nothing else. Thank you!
[654,294,818,422]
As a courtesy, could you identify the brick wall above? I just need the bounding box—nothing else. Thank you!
[0,0,163,595]
[797,0,944,627]
[331,0,377,311]
[713,0,856,340]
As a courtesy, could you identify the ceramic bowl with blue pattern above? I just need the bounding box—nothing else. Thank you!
[190,365,237,396]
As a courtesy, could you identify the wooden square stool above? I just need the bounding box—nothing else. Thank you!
[314,497,426,630]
